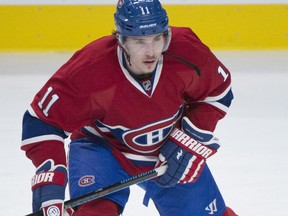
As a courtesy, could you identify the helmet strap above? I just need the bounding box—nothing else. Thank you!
[119,44,132,67]
[116,33,132,66]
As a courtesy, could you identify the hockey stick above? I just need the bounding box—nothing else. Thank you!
[25,164,167,216]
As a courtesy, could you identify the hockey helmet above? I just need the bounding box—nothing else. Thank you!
[114,0,169,37]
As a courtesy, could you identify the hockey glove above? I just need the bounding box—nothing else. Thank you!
[156,128,217,187]
[181,117,221,150]
[32,159,73,216]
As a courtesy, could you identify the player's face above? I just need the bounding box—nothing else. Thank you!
[124,33,165,75]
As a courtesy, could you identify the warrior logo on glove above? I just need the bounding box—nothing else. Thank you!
[170,128,216,159]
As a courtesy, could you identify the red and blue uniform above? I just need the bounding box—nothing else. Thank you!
[22,26,233,215]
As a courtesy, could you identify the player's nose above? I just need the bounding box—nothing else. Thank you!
[144,43,154,57]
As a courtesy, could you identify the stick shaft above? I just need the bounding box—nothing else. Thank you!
[25,165,167,216]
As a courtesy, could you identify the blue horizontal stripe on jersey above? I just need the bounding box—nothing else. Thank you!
[22,110,68,141]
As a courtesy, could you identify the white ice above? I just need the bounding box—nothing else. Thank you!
[1,51,288,215]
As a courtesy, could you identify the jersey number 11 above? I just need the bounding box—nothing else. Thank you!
[38,86,59,117]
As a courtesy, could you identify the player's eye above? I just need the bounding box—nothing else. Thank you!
[134,39,145,44]
[153,36,162,42]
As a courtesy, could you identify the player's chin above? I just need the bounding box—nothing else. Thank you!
[142,62,157,73]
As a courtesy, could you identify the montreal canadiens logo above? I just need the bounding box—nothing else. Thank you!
[78,175,95,187]
[97,105,184,154]
[122,118,175,153]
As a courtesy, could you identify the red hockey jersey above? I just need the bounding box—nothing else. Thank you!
[22,26,233,171]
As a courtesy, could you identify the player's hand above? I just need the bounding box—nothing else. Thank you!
[156,128,217,187]
[40,200,74,216]
[32,159,72,215]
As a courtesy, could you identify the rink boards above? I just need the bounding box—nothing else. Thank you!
[0,4,287,51]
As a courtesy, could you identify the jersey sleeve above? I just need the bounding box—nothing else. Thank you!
[21,110,68,167]
[167,27,233,134]
[184,51,233,133]
[169,27,234,133]
[21,48,103,167]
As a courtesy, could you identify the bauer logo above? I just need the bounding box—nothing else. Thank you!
[139,23,157,29]
[78,175,95,187]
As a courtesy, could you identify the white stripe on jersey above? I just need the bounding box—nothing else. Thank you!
[203,83,232,102]
[22,134,64,146]
[122,152,158,162]
[83,126,104,137]
[201,84,232,113]
[204,101,229,113]
[28,105,39,118]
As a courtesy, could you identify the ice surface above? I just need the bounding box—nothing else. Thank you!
[1,51,288,215]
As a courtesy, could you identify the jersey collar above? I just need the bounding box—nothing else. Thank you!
[117,46,163,97]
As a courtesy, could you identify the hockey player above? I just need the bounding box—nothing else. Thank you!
[22,0,237,215]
